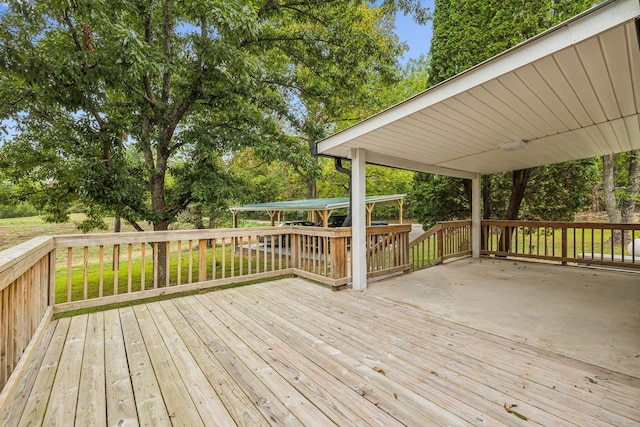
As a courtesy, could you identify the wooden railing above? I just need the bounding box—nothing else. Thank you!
[409,220,472,271]
[31,224,411,313]
[0,224,411,392]
[366,225,412,279]
[0,237,55,392]
[482,220,640,269]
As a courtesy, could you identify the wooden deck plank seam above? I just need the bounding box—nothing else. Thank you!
[157,298,271,426]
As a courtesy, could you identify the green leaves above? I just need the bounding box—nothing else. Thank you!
[427,0,593,87]
[0,0,416,231]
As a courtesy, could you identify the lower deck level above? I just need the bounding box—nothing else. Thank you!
[1,277,639,426]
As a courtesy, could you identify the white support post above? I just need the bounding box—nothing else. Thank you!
[472,174,482,258]
[351,148,367,291]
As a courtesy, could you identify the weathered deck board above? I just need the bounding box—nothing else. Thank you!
[1,278,639,426]
[75,312,106,426]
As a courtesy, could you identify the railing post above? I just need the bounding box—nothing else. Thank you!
[437,226,444,263]
[561,227,568,265]
[291,232,299,270]
[330,236,348,281]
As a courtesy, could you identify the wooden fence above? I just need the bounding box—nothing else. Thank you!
[409,220,472,271]
[0,237,55,394]
[482,220,640,269]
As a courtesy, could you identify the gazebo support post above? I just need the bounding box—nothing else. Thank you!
[317,210,331,228]
[396,199,404,224]
[472,174,482,258]
[232,210,239,229]
[365,203,374,227]
[351,148,367,291]
[268,211,278,226]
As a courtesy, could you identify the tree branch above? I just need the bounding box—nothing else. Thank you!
[161,0,173,103]
[125,218,145,232]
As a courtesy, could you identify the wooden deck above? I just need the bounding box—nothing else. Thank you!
[1,278,639,426]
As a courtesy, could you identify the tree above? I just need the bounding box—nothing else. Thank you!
[412,0,594,230]
[411,160,599,226]
[602,151,640,241]
[0,0,426,232]
[0,0,428,285]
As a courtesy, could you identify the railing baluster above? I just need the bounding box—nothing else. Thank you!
[239,236,244,277]
[188,240,193,284]
[212,238,217,280]
[140,243,145,291]
[177,241,182,285]
[83,246,89,300]
[113,245,119,295]
[199,240,207,282]
[221,238,226,279]
[127,244,133,292]
[153,242,158,289]
[99,245,104,297]
[67,248,72,303]
[165,242,171,287]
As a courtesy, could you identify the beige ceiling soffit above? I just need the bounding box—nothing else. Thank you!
[363,151,477,180]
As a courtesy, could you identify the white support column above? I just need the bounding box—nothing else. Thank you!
[472,174,482,258]
[351,148,367,291]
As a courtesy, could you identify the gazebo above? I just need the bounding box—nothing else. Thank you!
[230,194,405,228]
[316,0,640,290]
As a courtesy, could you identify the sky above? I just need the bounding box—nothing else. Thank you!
[394,1,434,63]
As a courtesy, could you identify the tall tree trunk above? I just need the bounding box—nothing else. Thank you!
[603,151,640,244]
[482,175,492,220]
[506,169,532,220]
[481,175,493,250]
[305,176,317,199]
[602,154,622,223]
[499,168,533,252]
[335,158,352,227]
[621,150,640,223]
[112,216,121,271]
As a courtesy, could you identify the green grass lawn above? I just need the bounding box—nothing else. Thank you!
[489,226,634,257]
[55,242,289,304]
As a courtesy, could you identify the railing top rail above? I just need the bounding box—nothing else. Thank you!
[366,224,412,235]
[52,224,412,248]
[409,223,441,247]
[0,236,54,292]
[482,219,640,230]
[437,219,472,227]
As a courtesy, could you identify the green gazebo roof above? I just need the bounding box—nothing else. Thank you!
[230,194,405,212]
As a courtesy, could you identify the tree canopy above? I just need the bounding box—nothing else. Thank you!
[0,0,428,231]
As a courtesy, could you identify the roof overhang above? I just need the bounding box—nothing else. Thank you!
[316,0,640,178]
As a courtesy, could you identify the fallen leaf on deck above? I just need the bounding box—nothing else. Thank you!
[373,366,386,375]
[504,403,528,421]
